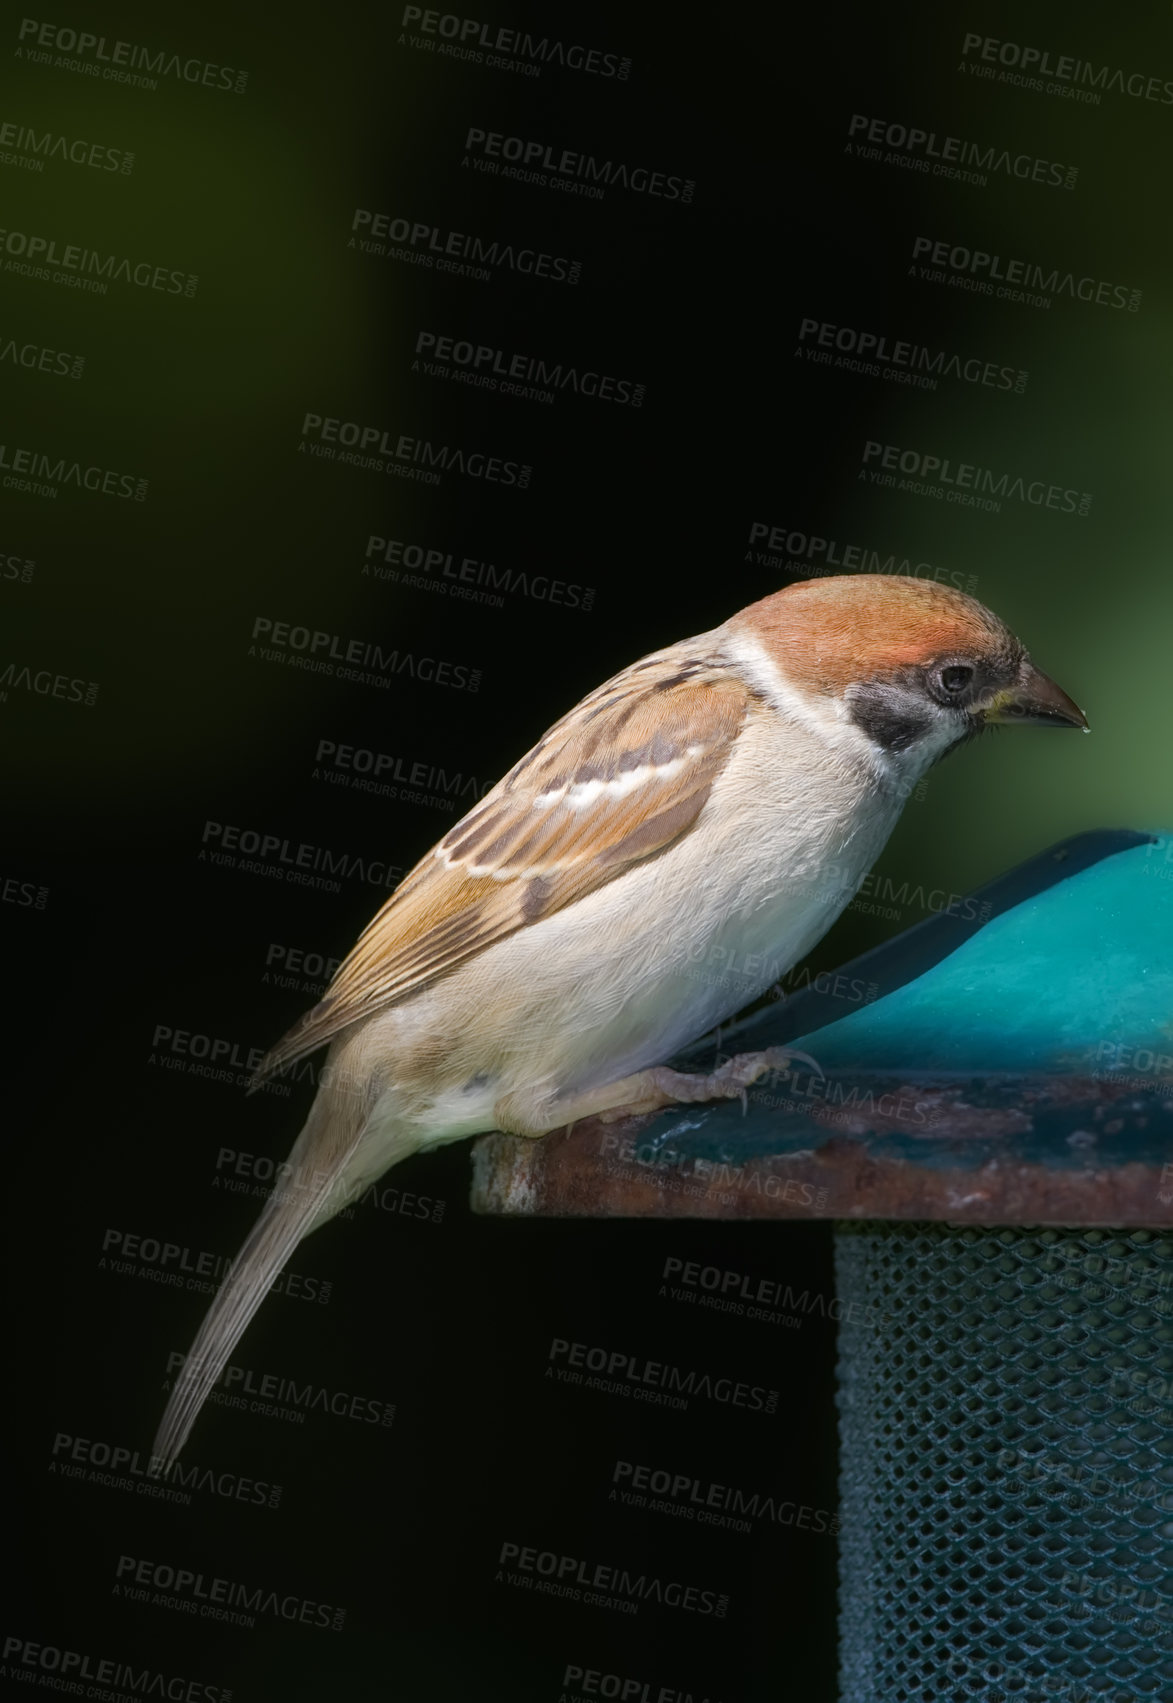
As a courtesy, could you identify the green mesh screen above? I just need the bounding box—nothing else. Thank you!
[834,1223,1173,1703]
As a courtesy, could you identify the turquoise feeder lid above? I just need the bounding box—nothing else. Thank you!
[785,831,1173,1077]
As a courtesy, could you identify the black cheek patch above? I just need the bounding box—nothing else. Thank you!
[846,682,937,753]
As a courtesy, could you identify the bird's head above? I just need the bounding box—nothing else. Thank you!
[728,574,1088,776]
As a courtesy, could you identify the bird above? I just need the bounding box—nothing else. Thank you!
[151,574,1087,1469]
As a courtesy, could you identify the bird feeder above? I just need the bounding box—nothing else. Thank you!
[471,829,1173,1701]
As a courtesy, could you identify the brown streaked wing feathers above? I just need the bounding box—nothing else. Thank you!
[250,651,747,1086]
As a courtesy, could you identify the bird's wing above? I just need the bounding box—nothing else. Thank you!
[252,645,749,1084]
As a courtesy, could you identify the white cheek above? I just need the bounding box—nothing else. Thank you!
[725,627,965,788]
[721,629,889,777]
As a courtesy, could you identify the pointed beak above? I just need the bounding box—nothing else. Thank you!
[981,660,1089,731]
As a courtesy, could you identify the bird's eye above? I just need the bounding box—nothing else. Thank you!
[937,664,974,697]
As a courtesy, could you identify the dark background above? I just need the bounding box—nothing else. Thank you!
[4,2,1170,1697]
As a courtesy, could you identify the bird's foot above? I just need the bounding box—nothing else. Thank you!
[597,1048,822,1123]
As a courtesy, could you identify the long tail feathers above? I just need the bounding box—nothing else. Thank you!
[150,1093,372,1474]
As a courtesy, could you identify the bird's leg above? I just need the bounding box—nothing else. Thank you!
[594,1047,823,1122]
[494,1049,822,1137]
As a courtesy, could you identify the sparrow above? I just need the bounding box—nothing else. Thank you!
[152,574,1087,1467]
